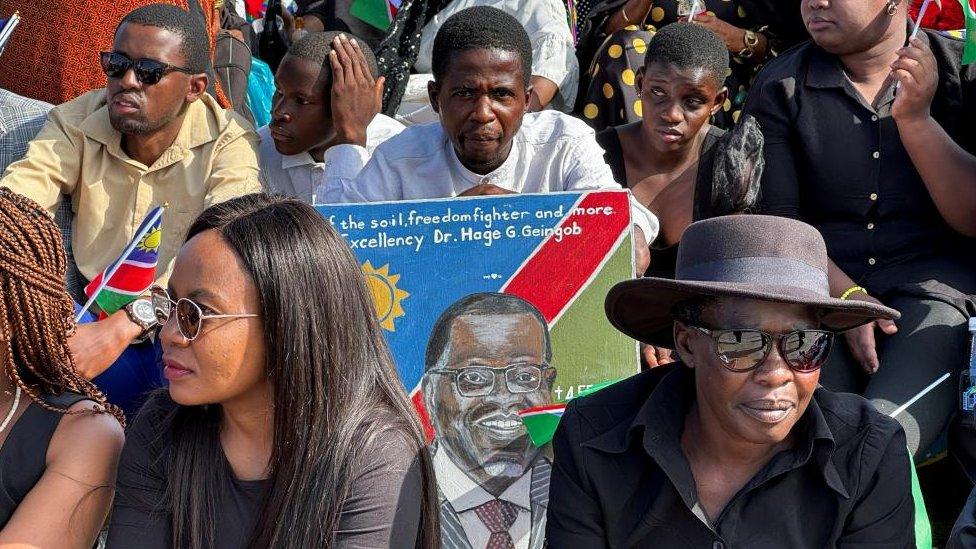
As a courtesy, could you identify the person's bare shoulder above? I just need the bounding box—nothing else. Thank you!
[46,399,125,483]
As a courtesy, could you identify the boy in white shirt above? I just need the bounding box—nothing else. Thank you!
[258,31,403,203]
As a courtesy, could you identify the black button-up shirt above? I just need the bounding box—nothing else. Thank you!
[743,32,976,295]
[546,364,914,548]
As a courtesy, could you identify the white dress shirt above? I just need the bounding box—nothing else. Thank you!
[257,113,404,203]
[315,110,659,242]
[434,447,533,549]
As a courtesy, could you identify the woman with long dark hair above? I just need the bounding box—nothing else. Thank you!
[106,194,438,548]
[0,188,125,547]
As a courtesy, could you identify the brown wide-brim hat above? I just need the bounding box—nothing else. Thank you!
[606,215,900,349]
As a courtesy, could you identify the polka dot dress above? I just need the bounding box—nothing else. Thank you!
[580,0,755,131]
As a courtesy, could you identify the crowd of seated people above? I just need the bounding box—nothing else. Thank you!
[0,0,974,546]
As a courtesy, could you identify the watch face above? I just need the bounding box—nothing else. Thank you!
[132,299,157,324]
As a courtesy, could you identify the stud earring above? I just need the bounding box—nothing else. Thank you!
[887,1,898,16]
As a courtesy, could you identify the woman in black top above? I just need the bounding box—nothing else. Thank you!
[0,189,125,547]
[597,23,762,280]
[106,194,439,549]
[744,0,976,459]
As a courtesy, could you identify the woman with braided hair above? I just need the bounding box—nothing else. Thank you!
[0,188,125,547]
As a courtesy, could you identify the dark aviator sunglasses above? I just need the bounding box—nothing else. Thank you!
[100,51,195,86]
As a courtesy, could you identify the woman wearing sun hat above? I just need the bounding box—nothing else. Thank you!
[546,215,914,547]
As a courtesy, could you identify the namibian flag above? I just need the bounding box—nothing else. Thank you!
[519,404,567,447]
[349,0,402,31]
[0,11,21,55]
[958,0,976,63]
[83,206,165,318]
[517,379,622,446]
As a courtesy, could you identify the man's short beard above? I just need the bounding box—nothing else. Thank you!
[110,103,186,136]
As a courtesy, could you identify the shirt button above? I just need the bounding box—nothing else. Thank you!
[872,151,880,159]
[869,193,878,201]
[867,223,875,230]
[869,258,877,266]
[871,115,879,121]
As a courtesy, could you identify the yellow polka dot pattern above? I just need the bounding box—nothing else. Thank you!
[723,99,732,112]
[602,83,614,99]
[584,103,599,119]
[650,6,665,22]
[621,69,636,87]
[633,99,643,117]
[632,38,647,54]
[608,44,623,59]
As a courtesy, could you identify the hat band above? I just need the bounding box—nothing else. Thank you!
[678,257,830,296]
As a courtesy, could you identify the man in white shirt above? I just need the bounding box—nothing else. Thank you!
[316,7,657,268]
[259,31,403,203]
[397,0,578,122]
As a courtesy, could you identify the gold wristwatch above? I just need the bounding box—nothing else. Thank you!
[738,30,760,59]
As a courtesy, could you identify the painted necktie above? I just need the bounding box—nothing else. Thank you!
[473,498,519,549]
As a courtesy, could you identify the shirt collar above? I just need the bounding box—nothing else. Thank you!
[581,365,849,500]
[444,132,520,191]
[433,445,534,512]
[806,46,848,90]
[281,150,319,170]
[78,90,223,169]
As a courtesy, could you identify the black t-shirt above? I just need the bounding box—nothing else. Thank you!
[106,392,425,548]
[595,124,725,279]
[0,392,89,527]
[744,30,976,296]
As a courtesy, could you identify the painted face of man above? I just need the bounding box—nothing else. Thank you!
[424,312,555,493]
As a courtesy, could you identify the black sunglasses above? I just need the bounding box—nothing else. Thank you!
[686,324,834,373]
[99,51,195,85]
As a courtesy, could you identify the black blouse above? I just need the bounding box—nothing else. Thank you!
[744,31,976,296]
[0,392,89,527]
[596,124,725,279]
[546,364,915,547]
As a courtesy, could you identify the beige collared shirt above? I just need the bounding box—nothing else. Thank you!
[1,89,262,283]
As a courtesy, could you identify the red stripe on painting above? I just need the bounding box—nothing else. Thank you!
[412,391,435,442]
[502,191,630,322]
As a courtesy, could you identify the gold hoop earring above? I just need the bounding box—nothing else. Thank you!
[886,1,898,16]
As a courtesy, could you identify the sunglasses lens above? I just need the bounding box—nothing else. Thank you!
[101,52,131,78]
[150,287,171,324]
[176,300,202,340]
[783,331,833,373]
[134,59,167,85]
[714,330,769,371]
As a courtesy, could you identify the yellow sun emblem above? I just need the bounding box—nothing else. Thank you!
[362,261,409,331]
[138,227,162,252]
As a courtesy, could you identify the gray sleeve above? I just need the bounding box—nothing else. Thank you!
[334,429,426,549]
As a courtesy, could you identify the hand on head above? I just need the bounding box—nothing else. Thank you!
[329,34,385,147]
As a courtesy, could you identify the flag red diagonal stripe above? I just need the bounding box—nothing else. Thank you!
[502,191,630,322]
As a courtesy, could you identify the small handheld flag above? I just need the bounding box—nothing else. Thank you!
[0,11,22,56]
[78,205,166,321]
[349,0,401,31]
[959,0,976,64]
[911,0,942,39]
